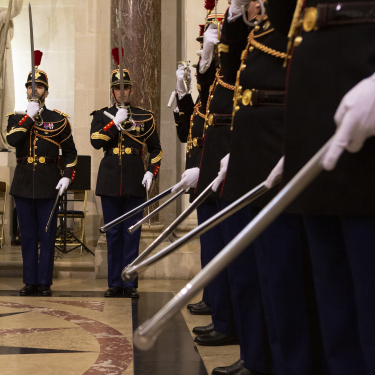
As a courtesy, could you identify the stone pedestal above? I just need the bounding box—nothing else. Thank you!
[95,220,201,280]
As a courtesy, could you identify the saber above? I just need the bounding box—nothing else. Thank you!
[28,3,37,101]
[116,8,125,107]
[128,189,186,234]
[122,179,217,277]
[99,187,176,233]
[45,192,60,232]
[146,189,151,229]
[132,138,332,351]
[123,180,270,281]
[242,0,266,27]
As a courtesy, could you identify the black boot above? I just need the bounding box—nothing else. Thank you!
[123,287,139,298]
[212,359,244,375]
[19,284,38,296]
[194,331,238,346]
[104,287,123,298]
[39,285,52,296]
[189,300,212,315]
[192,322,214,335]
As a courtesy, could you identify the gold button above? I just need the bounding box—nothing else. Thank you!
[242,89,253,106]
[240,64,246,71]
[249,46,254,52]
[263,21,271,30]
[234,106,240,113]
[113,148,119,155]
[208,114,214,126]
[38,156,46,164]
[254,26,260,31]
[34,162,37,166]
[303,7,318,32]
[193,138,198,147]
[27,157,34,164]
[294,36,303,47]
[125,147,132,154]
[34,146,38,149]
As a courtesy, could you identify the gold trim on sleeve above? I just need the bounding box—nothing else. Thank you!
[91,132,111,141]
[66,156,78,168]
[151,149,163,164]
[7,127,27,135]
[218,43,229,53]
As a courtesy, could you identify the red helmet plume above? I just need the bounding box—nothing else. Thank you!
[204,0,217,11]
[34,50,43,67]
[111,47,124,66]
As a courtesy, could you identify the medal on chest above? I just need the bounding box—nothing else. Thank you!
[44,123,54,130]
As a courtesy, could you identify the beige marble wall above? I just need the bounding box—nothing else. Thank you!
[74,0,111,248]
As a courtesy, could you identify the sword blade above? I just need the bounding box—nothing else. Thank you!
[45,192,60,232]
[146,189,151,228]
[28,3,35,99]
[116,8,125,107]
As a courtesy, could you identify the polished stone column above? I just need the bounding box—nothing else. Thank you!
[111,0,161,218]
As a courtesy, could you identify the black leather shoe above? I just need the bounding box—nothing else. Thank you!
[39,285,52,296]
[20,284,38,296]
[189,301,212,315]
[104,287,123,298]
[194,331,239,346]
[187,300,208,310]
[123,287,139,298]
[212,359,244,375]
[192,322,214,335]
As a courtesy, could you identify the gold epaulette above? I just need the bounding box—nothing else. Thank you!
[90,107,107,116]
[53,109,70,118]
[5,112,14,117]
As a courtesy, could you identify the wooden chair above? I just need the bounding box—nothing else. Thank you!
[0,181,7,248]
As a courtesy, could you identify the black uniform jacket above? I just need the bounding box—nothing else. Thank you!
[91,104,162,198]
[221,15,288,208]
[174,61,217,202]
[7,106,77,199]
[195,11,249,197]
[269,0,375,216]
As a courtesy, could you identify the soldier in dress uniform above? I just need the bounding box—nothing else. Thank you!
[6,50,77,297]
[173,13,222,318]
[212,1,326,374]
[91,49,162,298]
[264,0,375,374]
[173,9,246,348]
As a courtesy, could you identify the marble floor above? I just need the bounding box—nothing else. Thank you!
[0,278,240,375]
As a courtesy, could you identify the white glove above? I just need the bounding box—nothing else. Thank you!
[212,153,230,192]
[228,0,251,21]
[113,108,128,131]
[26,101,40,120]
[265,156,284,189]
[176,64,191,100]
[199,24,219,74]
[56,177,71,196]
[171,167,200,194]
[142,171,154,192]
[322,73,375,171]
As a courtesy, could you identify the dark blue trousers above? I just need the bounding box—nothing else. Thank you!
[253,209,325,375]
[197,203,214,307]
[197,201,236,336]
[101,195,145,289]
[218,200,272,373]
[304,215,375,375]
[14,196,58,286]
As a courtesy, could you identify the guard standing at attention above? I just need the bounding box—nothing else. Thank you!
[173,12,221,318]
[265,1,375,374]
[91,49,162,298]
[7,50,78,297]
